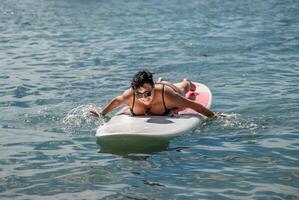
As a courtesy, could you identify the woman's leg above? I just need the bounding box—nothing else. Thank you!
[157,77,195,96]
[173,78,196,94]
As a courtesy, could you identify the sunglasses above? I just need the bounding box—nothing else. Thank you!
[135,90,153,99]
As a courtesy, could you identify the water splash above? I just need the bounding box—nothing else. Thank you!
[218,113,259,131]
[63,104,105,135]
[201,112,262,136]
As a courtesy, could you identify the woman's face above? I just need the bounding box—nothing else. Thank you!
[135,83,154,105]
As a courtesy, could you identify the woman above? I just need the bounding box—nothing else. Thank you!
[90,70,215,117]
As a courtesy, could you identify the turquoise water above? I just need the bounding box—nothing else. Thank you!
[1,0,299,199]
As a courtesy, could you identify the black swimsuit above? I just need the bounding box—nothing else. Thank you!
[130,84,171,116]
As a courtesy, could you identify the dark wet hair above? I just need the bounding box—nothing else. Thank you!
[131,70,154,90]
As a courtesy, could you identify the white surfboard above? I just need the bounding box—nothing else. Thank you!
[96,82,212,139]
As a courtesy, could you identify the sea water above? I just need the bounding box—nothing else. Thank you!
[0,0,298,199]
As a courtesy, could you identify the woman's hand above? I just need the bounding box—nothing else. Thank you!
[89,106,102,117]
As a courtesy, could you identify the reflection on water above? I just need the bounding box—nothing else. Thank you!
[97,136,170,157]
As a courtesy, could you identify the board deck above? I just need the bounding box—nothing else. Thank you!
[96,82,212,139]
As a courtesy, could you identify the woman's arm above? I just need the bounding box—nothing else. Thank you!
[90,90,131,116]
[166,90,215,118]
[90,95,125,116]
[101,95,125,115]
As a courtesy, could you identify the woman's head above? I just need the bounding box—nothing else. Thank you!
[131,70,154,90]
[131,70,155,104]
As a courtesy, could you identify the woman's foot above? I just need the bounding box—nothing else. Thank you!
[158,77,164,83]
[184,78,196,91]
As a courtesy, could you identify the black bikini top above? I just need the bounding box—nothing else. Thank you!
[130,84,170,116]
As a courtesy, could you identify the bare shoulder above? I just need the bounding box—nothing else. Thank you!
[163,85,185,107]
[121,88,134,102]
[163,84,180,97]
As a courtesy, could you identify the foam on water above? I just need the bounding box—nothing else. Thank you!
[63,104,104,135]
